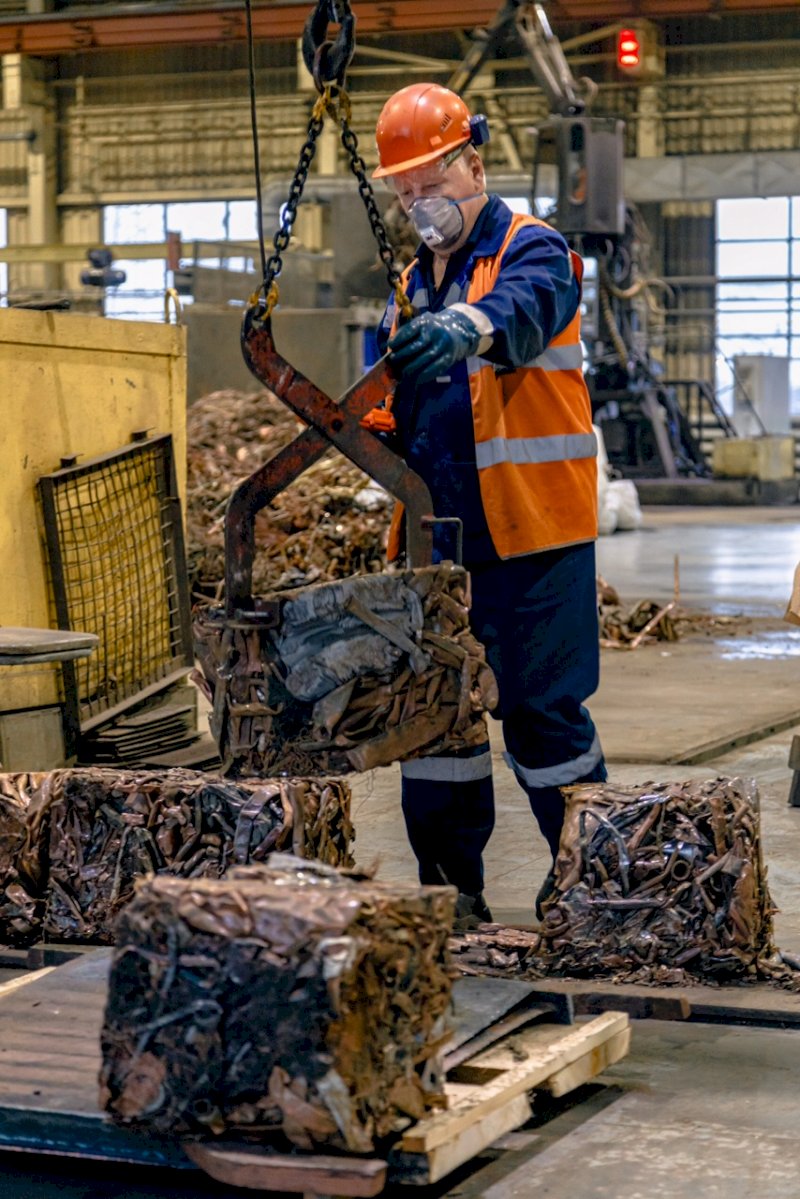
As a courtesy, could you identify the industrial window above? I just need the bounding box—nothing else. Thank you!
[102,199,257,320]
[715,196,800,416]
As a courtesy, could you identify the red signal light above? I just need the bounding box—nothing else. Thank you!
[617,27,641,71]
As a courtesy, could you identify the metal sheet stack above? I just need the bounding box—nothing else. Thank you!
[99,858,455,1152]
[193,564,498,777]
[537,777,775,982]
[0,768,353,945]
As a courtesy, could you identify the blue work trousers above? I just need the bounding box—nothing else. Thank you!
[401,541,606,895]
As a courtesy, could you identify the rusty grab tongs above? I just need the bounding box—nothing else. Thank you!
[224,303,435,618]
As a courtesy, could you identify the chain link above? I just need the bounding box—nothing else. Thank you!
[261,101,326,311]
[261,84,413,321]
[339,116,414,319]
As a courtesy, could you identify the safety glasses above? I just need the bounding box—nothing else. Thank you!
[386,141,470,198]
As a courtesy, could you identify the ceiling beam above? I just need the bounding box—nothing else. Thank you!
[0,3,500,55]
[549,0,796,13]
[0,0,792,57]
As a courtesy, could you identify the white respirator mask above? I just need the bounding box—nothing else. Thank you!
[408,195,478,251]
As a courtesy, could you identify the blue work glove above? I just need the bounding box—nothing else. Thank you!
[388,309,482,385]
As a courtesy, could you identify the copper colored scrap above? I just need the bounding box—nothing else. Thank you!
[193,563,498,777]
[597,574,679,649]
[0,768,352,946]
[186,389,391,600]
[0,773,42,943]
[99,857,455,1152]
[597,576,754,650]
[451,777,787,988]
[536,777,775,983]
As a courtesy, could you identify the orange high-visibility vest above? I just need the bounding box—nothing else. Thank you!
[388,212,597,561]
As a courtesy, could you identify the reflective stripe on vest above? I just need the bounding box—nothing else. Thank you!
[527,343,584,371]
[476,430,598,470]
[467,212,597,558]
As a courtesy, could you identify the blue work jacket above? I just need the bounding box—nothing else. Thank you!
[376,195,580,564]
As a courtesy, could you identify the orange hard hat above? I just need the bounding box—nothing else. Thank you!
[373,83,473,179]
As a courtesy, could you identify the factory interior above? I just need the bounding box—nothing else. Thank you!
[1,2,800,1197]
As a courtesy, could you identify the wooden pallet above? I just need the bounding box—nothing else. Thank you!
[184,1009,630,1192]
[0,954,629,1195]
[391,1008,629,1185]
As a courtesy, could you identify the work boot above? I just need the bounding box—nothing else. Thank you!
[534,869,558,922]
[453,891,493,932]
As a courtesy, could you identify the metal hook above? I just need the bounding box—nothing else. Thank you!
[301,0,355,91]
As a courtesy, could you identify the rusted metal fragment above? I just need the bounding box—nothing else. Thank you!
[99,858,455,1151]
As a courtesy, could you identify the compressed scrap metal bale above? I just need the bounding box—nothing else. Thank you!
[3,768,352,946]
[536,777,775,983]
[99,858,455,1152]
[0,773,43,944]
[193,563,498,777]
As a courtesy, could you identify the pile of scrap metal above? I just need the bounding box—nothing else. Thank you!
[0,768,352,946]
[597,577,679,649]
[186,389,391,600]
[193,564,498,777]
[0,781,32,943]
[597,577,752,650]
[451,777,797,988]
[99,857,455,1152]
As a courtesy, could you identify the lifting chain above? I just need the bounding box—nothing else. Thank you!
[257,0,414,321]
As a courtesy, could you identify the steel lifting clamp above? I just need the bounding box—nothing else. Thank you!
[226,0,463,621]
[224,306,434,618]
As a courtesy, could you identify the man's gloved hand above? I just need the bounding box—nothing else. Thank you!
[388,309,482,385]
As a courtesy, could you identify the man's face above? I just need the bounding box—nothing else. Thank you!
[388,148,486,256]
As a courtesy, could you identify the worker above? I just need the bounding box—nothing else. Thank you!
[372,83,607,925]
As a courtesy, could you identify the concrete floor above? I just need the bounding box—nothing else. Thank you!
[4,505,800,1198]
[347,505,800,1198]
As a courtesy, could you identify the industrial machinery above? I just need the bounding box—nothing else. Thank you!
[449,1,738,483]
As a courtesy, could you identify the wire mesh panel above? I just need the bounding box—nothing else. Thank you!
[38,435,193,730]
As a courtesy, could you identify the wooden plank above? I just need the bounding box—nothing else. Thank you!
[0,953,108,1112]
[389,1093,532,1186]
[183,1143,387,1196]
[542,1027,631,1098]
[401,1012,629,1153]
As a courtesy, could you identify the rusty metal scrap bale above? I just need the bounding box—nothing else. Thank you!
[0,773,44,944]
[193,563,499,777]
[537,777,775,982]
[0,768,353,947]
[99,857,455,1152]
